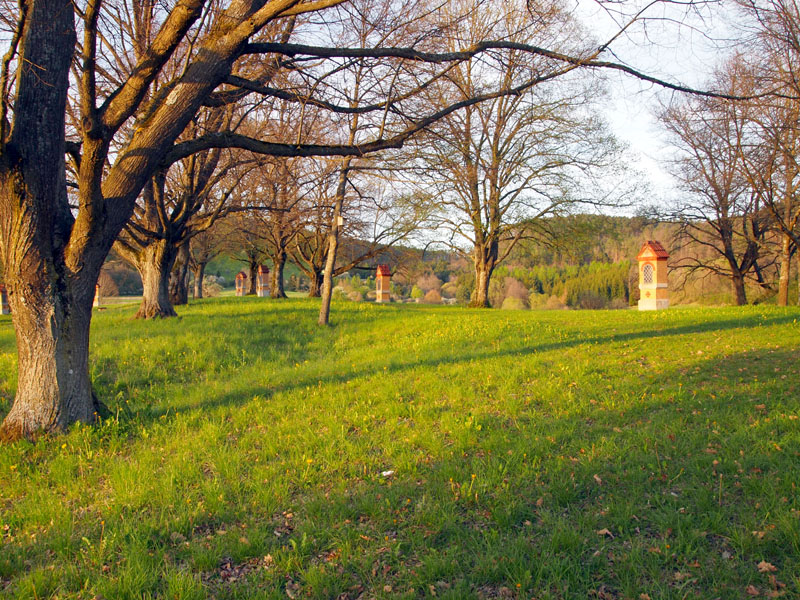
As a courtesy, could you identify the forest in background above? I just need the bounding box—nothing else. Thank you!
[97,213,796,309]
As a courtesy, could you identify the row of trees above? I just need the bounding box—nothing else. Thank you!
[662,0,800,306]
[0,0,789,441]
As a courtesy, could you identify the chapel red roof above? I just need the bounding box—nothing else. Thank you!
[376,264,391,277]
[235,271,248,279]
[258,264,270,274]
[637,240,669,260]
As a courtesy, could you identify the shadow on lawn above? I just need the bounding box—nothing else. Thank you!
[147,309,799,420]
[179,346,799,599]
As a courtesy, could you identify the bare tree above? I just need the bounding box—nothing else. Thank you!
[661,61,774,305]
[0,0,749,439]
[413,0,624,307]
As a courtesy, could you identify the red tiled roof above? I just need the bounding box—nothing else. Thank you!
[376,264,391,277]
[637,240,669,260]
[258,264,270,274]
[235,271,248,279]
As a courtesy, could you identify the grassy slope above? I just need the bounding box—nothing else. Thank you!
[0,299,799,599]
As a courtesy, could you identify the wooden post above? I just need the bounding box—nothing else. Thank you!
[637,241,670,311]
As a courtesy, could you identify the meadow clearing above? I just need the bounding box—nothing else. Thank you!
[0,298,798,599]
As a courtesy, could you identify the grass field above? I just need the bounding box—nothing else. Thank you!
[0,299,799,599]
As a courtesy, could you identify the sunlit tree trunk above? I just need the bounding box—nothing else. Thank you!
[134,240,178,319]
[193,262,206,299]
[170,240,190,305]
[271,250,287,298]
[778,233,792,306]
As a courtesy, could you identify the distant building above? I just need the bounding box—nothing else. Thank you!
[637,240,669,311]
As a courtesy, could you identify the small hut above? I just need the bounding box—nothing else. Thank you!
[256,265,270,297]
[375,265,391,303]
[637,240,669,311]
[235,271,248,297]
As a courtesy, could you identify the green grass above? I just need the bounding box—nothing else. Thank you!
[1,298,799,599]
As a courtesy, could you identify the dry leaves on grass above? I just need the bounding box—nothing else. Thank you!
[596,528,614,538]
[757,561,778,573]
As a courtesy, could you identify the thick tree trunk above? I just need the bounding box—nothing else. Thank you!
[0,276,102,441]
[471,262,492,308]
[0,0,104,441]
[778,234,791,306]
[169,240,190,306]
[193,262,206,299]
[248,259,258,295]
[307,269,323,297]
[731,271,747,306]
[135,240,178,318]
[271,251,287,299]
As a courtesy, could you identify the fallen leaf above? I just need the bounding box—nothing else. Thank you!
[752,531,766,539]
[746,585,760,596]
[383,585,393,593]
[593,474,603,485]
[596,528,614,538]
[536,497,544,507]
[639,595,651,600]
[758,561,778,573]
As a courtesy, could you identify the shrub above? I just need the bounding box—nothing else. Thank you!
[347,290,364,302]
[501,296,528,310]
[98,271,119,297]
[529,292,547,309]
[332,287,346,301]
[577,292,606,310]
[504,277,529,307]
[440,281,458,298]
[410,285,424,299]
[545,295,566,310]
[416,273,443,293]
[423,289,442,304]
[202,277,223,297]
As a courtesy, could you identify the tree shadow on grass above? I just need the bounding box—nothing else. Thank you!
[149,309,800,420]
[162,347,800,599]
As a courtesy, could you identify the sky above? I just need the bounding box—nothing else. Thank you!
[573,0,740,209]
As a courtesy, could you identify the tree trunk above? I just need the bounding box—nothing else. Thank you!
[319,163,350,326]
[0,275,102,441]
[778,233,791,306]
[307,269,323,297]
[248,258,258,295]
[271,251,287,299]
[731,271,747,306]
[135,240,178,318]
[0,0,104,441]
[169,240,190,306]
[471,262,492,308]
[193,262,206,299]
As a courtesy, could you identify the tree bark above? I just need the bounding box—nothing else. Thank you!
[247,258,258,295]
[135,240,178,319]
[169,240,190,306]
[0,1,106,441]
[307,269,323,297]
[271,251,287,299]
[319,161,350,326]
[469,241,497,308]
[778,233,792,306]
[193,262,206,299]
[0,273,102,441]
[731,271,747,306]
